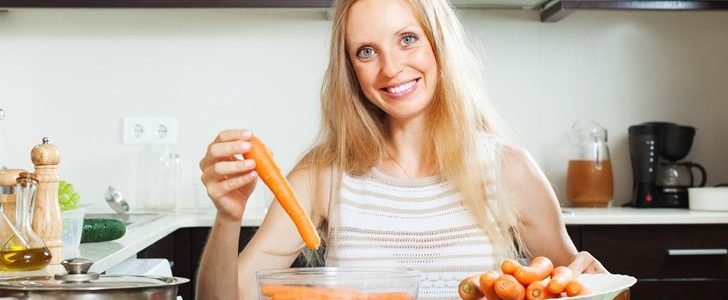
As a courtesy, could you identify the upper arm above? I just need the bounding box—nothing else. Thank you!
[500,146,577,266]
[236,165,332,298]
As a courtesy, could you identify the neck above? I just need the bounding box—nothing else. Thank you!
[381,117,437,178]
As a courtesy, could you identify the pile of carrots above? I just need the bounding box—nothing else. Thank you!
[260,284,414,300]
[458,256,590,300]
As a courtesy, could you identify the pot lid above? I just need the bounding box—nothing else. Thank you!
[0,258,188,291]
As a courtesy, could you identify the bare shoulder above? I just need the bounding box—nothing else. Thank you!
[499,145,558,214]
[500,145,543,185]
[286,164,334,222]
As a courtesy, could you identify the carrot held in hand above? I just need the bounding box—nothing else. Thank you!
[244,136,321,249]
[546,266,573,294]
[514,256,554,285]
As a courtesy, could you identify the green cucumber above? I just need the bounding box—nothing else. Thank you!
[81,218,126,243]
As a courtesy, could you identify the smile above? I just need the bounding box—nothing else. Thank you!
[381,78,420,96]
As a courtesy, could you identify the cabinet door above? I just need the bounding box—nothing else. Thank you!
[138,227,259,300]
[580,224,728,279]
[631,279,728,299]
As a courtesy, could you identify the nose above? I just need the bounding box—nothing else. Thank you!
[380,50,404,78]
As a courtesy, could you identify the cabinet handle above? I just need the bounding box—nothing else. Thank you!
[667,249,728,256]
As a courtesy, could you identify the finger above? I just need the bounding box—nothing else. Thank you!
[209,140,252,159]
[206,171,258,200]
[566,251,591,276]
[201,160,256,183]
[214,129,254,143]
[567,251,608,275]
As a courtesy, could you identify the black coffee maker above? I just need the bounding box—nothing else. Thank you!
[628,122,707,208]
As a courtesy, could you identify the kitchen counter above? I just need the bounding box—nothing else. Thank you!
[1,206,726,278]
[561,206,728,225]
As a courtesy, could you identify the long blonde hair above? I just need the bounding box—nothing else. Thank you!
[293,0,525,265]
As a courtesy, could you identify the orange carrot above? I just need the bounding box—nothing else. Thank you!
[494,274,526,300]
[365,292,415,300]
[479,271,503,300]
[458,276,484,300]
[564,279,591,297]
[244,136,321,249]
[546,266,573,294]
[501,259,522,275]
[261,284,412,299]
[514,257,554,285]
[525,279,559,300]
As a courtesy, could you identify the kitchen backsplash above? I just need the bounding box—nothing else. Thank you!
[1,8,727,210]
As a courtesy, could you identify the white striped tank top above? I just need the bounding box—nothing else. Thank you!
[325,168,497,299]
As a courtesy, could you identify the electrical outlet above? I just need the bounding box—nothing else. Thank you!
[122,117,178,145]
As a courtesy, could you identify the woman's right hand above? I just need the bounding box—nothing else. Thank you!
[199,129,259,221]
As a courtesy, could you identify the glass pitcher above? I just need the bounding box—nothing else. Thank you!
[566,120,614,207]
[0,172,52,271]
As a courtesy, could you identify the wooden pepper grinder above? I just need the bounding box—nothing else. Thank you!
[30,137,63,264]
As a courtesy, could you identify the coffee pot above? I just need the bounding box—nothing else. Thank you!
[656,162,707,188]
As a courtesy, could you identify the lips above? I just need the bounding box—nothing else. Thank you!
[380,78,420,96]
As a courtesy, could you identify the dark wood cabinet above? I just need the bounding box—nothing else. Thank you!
[137,227,258,300]
[140,224,727,299]
[567,224,728,299]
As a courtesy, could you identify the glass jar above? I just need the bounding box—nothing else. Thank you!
[566,120,614,207]
[0,172,52,271]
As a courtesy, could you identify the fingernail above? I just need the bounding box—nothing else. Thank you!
[242,130,253,138]
[241,142,251,151]
[248,171,258,178]
[243,159,254,168]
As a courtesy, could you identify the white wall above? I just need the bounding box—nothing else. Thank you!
[1,8,727,210]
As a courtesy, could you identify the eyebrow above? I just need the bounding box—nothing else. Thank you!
[347,24,421,51]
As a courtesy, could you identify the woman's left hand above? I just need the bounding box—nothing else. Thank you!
[567,251,609,275]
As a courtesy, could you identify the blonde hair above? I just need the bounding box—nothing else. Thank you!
[293,0,525,265]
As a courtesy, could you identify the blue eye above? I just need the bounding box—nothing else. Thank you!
[401,34,418,46]
[357,47,376,58]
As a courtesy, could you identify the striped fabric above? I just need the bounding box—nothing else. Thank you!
[326,168,497,299]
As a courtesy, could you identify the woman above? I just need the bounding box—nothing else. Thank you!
[196,0,606,299]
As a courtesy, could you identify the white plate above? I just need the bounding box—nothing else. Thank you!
[563,274,637,300]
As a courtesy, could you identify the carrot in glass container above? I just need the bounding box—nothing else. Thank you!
[243,136,321,249]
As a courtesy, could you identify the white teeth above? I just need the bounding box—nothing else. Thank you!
[386,80,416,94]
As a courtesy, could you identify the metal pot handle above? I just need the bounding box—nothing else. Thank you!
[55,258,100,282]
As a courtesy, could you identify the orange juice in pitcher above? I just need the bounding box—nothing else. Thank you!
[567,120,614,207]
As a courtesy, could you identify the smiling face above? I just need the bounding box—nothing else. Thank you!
[345,0,439,122]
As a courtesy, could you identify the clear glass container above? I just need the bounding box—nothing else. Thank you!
[567,120,614,207]
[137,145,181,211]
[256,267,420,300]
[0,172,52,271]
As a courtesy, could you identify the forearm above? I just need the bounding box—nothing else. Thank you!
[196,213,243,300]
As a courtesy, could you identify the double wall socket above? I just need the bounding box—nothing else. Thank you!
[122,117,177,145]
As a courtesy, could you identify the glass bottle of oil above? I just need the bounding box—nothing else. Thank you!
[0,172,52,271]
